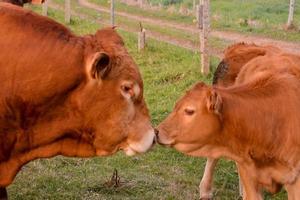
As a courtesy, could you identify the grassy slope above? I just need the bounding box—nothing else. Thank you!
[50,0,230,51]
[89,0,300,42]
[9,5,286,200]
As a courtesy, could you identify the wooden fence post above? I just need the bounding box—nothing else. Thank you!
[199,0,210,75]
[65,0,71,24]
[287,0,295,29]
[193,0,196,11]
[196,4,203,29]
[111,0,115,26]
[138,23,146,51]
[42,0,48,16]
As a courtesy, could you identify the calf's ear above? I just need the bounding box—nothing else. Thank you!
[206,90,222,115]
[87,52,111,80]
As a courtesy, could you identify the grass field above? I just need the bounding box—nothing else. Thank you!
[8,4,288,200]
[49,0,231,52]
[88,0,300,42]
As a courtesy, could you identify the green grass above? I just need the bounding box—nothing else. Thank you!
[49,0,232,54]
[8,5,287,200]
[210,0,300,41]
[88,0,300,42]
[51,0,201,45]
[89,0,195,24]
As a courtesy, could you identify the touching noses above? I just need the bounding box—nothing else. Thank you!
[153,128,159,144]
[154,128,161,145]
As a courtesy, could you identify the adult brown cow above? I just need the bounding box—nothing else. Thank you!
[0,3,155,199]
[200,43,283,199]
[0,0,44,6]
[157,53,300,199]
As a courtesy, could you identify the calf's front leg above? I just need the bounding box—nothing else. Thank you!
[199,158,218,200]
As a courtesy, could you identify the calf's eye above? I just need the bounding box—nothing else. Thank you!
[184,108,195,115]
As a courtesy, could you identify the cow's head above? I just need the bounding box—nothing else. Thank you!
[75,27,155,156]
[156,82,222,154]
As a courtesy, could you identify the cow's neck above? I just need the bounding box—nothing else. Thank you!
[217,87,299,167]
[0,98,97,187]
[13,98,88,154]
[211,85,300,186]
[220,92,276,152]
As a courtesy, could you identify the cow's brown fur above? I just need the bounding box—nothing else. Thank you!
[201,43,300,199]
[213,43,281,86]
[158,54,300,199]
[0,2,154,196]
[0,0,44,6]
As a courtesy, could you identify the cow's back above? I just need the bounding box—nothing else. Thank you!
[0,3,88,161]
[0,3,85,106]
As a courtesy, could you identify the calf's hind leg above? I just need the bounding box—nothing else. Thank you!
[199,158,218,200]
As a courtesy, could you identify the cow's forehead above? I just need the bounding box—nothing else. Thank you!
[92,29,142,84]
[175,84,208,109]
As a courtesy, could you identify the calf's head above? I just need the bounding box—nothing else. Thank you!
[157,82,222,154]
[73,28,155,156]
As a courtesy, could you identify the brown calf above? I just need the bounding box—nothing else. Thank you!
[0,3,155,198]
[158,54,300,199]
[200,43,283,199]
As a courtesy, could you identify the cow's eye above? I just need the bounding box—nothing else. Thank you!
[120,81,135,100]
[121,85,132,93]
[184,107,195,115]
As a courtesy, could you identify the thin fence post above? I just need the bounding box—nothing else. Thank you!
[42,0,48,16]
[199,0,210,75]
[196,5,199,24]
[65,0,71,24]
[196,4,203,29]
[111,0,115,26]
[138,23,146,51]
[193,0,196,11]
[287,0,295,29]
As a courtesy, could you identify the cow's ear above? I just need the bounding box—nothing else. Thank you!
[206,90,222,115]
[88,52,111,80]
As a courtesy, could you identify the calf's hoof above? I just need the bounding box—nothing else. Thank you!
[200,194,213,200]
